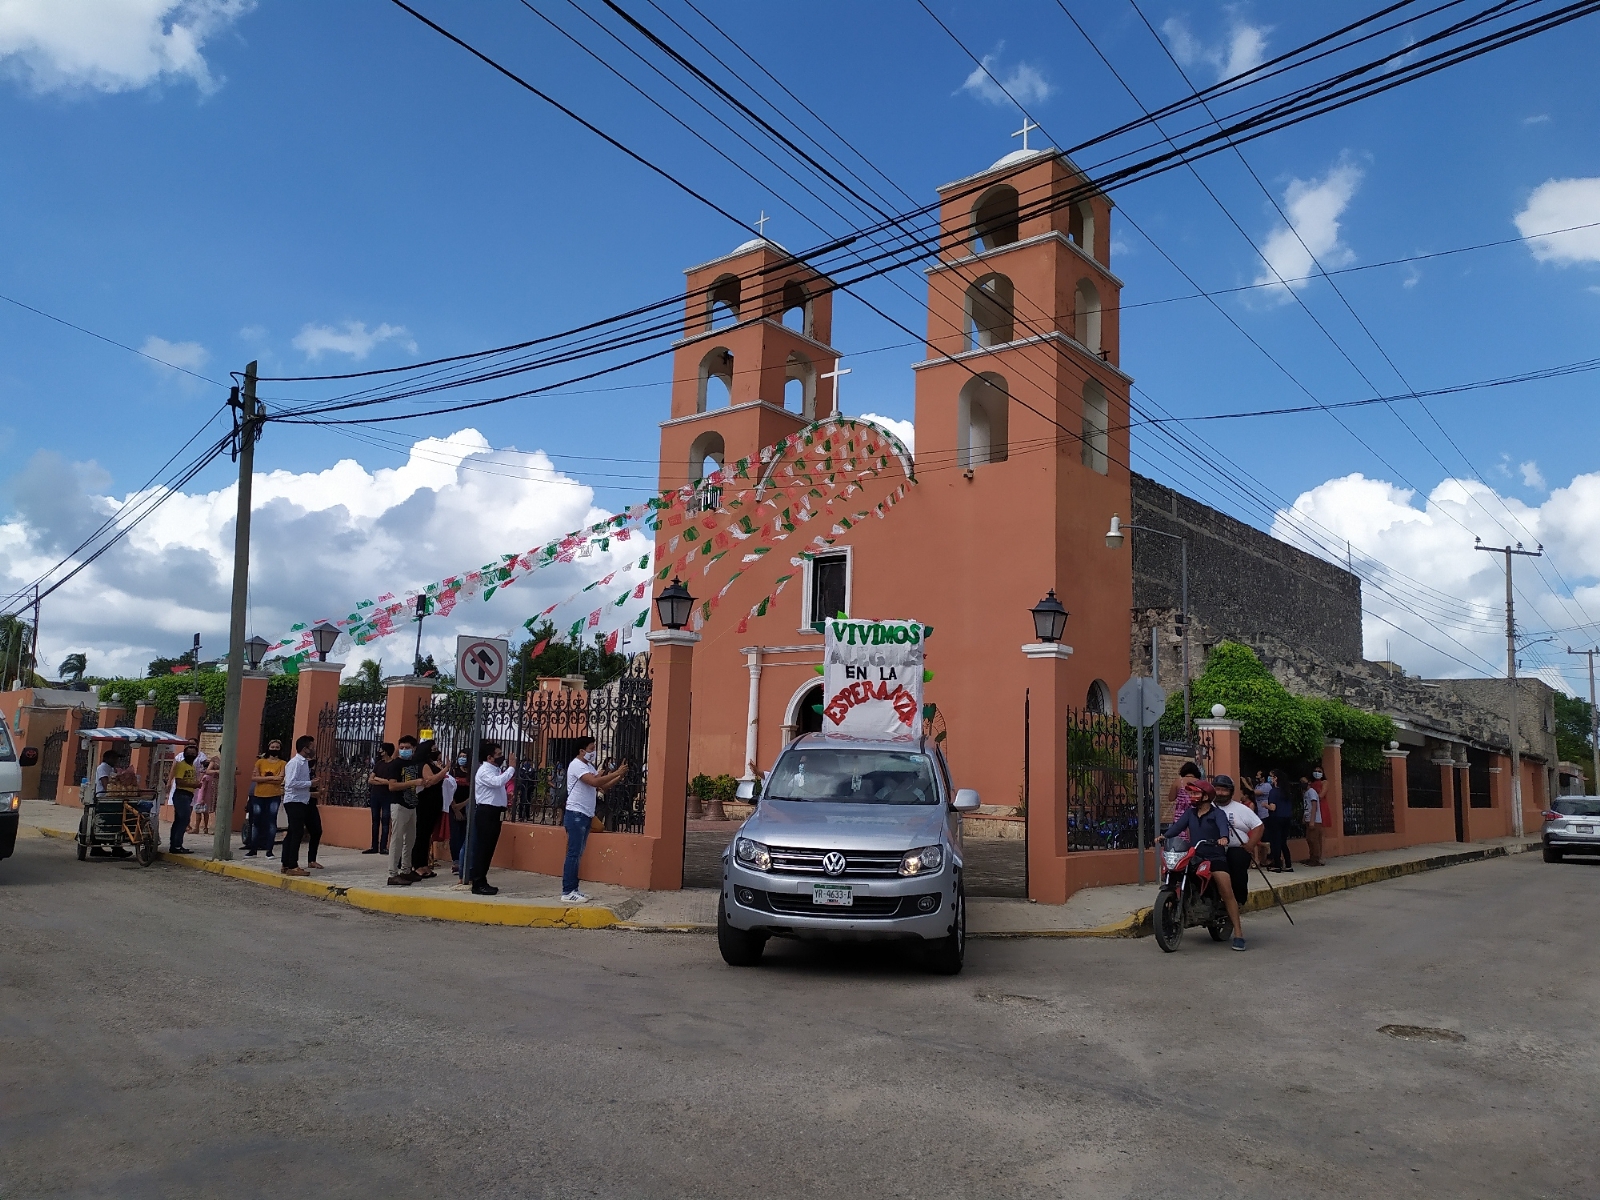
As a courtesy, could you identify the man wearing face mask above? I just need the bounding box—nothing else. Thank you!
[446,752,471,873]
[386,736,422,885]
[168,742,201,855]
[470,742,517,896]
[560,738,628,903]
[280,735,322,876]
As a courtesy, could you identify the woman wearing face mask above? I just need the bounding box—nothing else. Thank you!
[247,741,287,858]
[446,753,471,873]
[410,740,448,879]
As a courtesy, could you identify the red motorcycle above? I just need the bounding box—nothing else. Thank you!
[1152,837,1233,951]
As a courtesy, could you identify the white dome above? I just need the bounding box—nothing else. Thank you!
[732,236,786,255]
[989,147,1048,170]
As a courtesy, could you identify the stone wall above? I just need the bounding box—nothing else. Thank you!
[1130,473,1362,665]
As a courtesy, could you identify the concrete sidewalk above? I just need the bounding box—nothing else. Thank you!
[19,800,1537,936]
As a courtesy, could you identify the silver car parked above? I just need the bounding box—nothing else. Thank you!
[718,733,980,974]
[1542,796,1600,862]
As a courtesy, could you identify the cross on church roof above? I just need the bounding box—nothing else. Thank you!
[821,361,850,405]
[1012,117,1040,152]
[755,210,770,238]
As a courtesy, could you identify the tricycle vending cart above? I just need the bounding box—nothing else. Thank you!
[76,728,188,867]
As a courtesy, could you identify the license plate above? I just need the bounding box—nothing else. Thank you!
[1577,824,1595,834]
[812,884,853,907]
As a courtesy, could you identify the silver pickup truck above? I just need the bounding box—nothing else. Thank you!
[0,711,21,865]
[718,732,980,974]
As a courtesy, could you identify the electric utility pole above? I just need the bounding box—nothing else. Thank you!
[1477,541,1542,836]
[1566,646,1600,796]
[214,364,261,861]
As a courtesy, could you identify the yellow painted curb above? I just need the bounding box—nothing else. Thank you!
[37,825,618,929]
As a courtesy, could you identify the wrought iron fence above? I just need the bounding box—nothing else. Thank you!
[417,659,652,833]
[37,727,69,798]
[1064,707,1151,851]
[260,683,297,752]
[1342,766,1395,835]
[315,700,388,807]
[1406,751,1444,808]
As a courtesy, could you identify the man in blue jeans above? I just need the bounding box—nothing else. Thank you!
[560,737,629,903]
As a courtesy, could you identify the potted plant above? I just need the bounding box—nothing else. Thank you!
[688,773,712,821]
[706,773,739,821]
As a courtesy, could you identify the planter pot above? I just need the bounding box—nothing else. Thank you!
[686,793,705,821]
[705,799,727,821]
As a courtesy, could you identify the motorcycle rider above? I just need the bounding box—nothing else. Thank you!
[1156,780,1249,952]
[1211,775,1264,911]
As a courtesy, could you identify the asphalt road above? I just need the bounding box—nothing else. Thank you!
[3,832,1595,1199]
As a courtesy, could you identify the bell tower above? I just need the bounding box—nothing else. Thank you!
[659,236,840,493]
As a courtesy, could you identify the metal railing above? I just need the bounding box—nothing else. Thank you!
[315,700,388,807]
[1342,767,1395,835]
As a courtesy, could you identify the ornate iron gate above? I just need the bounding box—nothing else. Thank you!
[315,700,387,808]
[1065,708,1150,851]
[259,683,297,752]
[37,727,69,798]
[419,661,651,833]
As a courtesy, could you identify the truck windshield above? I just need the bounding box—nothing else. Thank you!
[0,714,13,762]
[765,749,939,805]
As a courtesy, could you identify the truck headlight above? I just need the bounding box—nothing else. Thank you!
[734,837,771,872]
[898,845,944,876]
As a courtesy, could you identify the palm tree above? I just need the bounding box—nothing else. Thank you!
[0,615,34,689]
[58,652,88,685]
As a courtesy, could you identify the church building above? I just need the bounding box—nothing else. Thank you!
[657,143,1132,812]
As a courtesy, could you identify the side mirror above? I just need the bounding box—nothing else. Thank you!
[953,788,981,812]
[20,747,39,767]
[735,779,756,801]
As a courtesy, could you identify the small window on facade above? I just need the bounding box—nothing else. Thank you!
[1081,379,1109,474]
[1087,679,1111,715]
[810,553,848,627]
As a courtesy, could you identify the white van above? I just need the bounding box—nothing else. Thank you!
[0,710,21,864]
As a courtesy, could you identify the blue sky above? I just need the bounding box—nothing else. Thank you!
[3,1,1599,687]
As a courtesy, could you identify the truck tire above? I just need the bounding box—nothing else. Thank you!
[717,896,767,966]
[924,881,966,976]
[1153,888,1185,952]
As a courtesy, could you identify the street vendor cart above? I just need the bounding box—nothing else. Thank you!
[75,728,188,867]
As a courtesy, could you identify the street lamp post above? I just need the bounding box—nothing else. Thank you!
[1106,514,1190,743]
[655,577,695,631]
[244,635,270,671]
[310,622,340,663]
[1030,590,1069,644]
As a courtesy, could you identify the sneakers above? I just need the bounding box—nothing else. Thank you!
[1231,936,1248,951]
[560,890,590,903]
[245,850,257,857]
[386,874,413,887]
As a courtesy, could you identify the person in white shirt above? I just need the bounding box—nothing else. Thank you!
[279,735,321,877]
[92,749,133,859]
[470,743,517,896]
[560,737,629,903]
[1212,775,1264,910]
[1301,771,1327,866]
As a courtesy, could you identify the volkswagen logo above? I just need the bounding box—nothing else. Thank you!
[822,851,847,877]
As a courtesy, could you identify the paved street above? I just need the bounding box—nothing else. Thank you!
[2,830,1596,1199]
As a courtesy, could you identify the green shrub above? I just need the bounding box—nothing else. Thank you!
[690,772,713,799]
[711,773,740,802]
[97,673,297,722]
[1162,642,1324,764]
[1305,698,1395,773]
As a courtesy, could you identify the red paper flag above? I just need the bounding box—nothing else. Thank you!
[586,609,601,628]
[529,638,549,658]
[603,628,620,655]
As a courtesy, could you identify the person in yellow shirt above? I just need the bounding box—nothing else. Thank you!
[169,743,200,854]
[246,741,287,858]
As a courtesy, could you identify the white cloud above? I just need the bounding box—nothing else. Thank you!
[1523,113,1551,126]
[292,320,417,361]
[957,45,1053,107]
[1162,14,1270,82]
[1520,461,1547,491]
[139,335,207,373]
[1515,177,1600,265]
[855,412,914,455]
[0,430,651,680]
[0,0,252,95]
[1252,157,1363,300]
[1272,472,1600,688]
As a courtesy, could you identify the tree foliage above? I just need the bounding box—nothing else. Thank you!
[510,622,630,694]
[339,659,385,702]
[1305,698,1395,773]
[1163,641,1323,766]
[1554,691,1594,790]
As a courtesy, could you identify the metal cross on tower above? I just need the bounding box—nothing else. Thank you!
[1012,117,1040,152]
[821,362,850,407]
[755,210,770,238]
